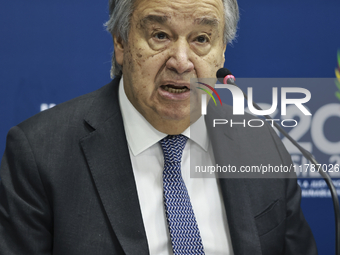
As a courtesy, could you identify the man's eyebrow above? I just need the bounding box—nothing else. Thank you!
[140,15,169,26]
[194,17,220,27]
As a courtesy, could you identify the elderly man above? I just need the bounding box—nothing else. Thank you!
[0,0,317,254]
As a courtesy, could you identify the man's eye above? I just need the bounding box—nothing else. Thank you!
[154,32,167,40]
[196,36,208,43]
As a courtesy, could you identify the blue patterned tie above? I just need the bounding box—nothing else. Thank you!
[159,135,205,255]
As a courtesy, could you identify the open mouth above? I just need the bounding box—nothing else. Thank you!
[161,85,190,93]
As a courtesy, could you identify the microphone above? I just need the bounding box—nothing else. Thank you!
[216,68,236,85]
[216,68,340,255]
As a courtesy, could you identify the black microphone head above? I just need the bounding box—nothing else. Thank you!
[216,68,232,79]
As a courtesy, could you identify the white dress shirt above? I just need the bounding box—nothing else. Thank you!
[118,78,234,255]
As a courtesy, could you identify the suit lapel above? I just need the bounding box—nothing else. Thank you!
[80,78,149,255]
[205,103,262,255]
[218,179,262,254]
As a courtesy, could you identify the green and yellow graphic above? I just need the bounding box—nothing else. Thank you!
[335,50,340,101]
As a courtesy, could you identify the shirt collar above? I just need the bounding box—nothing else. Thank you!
[118,78,209,156]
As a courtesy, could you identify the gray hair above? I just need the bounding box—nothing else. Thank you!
[105,0,239,78]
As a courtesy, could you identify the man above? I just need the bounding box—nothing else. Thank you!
[0,0,317,254]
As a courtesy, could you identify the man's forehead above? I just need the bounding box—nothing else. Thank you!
[133,0,224,25]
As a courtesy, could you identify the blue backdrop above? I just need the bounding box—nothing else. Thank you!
[1,0,339,254]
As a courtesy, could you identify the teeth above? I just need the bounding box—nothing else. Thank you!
[163,86,188,93]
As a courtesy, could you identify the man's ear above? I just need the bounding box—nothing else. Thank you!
[221,44,227,68]
[113,35,124,66]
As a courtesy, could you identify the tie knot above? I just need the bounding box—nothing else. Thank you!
[159,135,188,163]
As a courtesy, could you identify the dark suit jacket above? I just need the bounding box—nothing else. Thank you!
[0,76,317,254]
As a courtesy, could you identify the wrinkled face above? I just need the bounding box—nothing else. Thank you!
[115,0,226,133]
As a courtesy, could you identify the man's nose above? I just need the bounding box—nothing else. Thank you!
[165,39,194,74]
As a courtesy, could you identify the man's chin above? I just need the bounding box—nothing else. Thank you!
[161,112,190,122]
